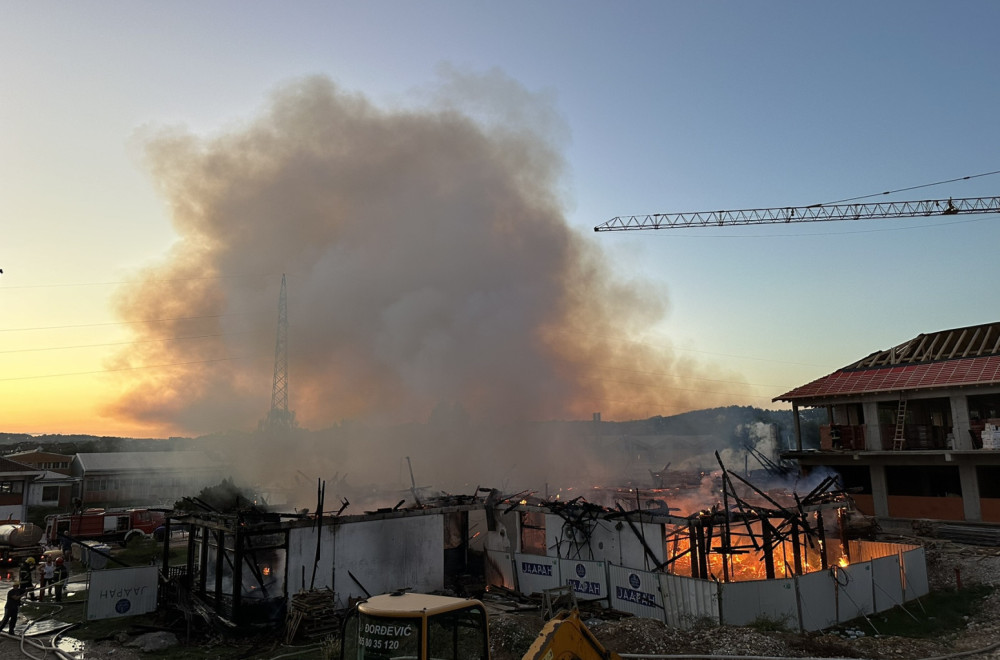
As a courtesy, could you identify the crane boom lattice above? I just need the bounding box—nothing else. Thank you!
[594,196,1000,232]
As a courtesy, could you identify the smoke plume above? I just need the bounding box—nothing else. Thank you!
[105,72,746,441]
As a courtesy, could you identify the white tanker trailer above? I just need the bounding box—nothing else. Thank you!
[0,523,44,570]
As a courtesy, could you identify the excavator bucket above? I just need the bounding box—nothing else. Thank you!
[521,608,621,660]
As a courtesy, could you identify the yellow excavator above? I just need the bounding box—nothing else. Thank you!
[339,591,622,660]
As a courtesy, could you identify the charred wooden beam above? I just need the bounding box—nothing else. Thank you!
[817,510,829,570]
[716,452,762,551]
[762,523,775,580]
[696,522,709,580]
[688,521,700,579]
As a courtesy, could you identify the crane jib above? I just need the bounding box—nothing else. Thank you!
[593,196,1000,231]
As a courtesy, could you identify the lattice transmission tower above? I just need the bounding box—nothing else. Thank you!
[261,273,296,431]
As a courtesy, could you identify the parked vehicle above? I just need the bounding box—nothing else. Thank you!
[340,591,622,660]
[43,508,165,547]
[0,523,44,568]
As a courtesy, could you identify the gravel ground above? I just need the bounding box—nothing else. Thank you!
[1,536,999,659]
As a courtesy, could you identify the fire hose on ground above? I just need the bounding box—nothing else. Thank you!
[616,645,1000,660]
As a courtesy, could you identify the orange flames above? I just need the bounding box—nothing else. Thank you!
[666,523,849,582]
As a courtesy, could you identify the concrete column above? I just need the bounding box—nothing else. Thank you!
[863,401,883,450]
[792,403,802,451]
[950,394,973,450]
[959,463,981,521]
[870,464,889,517]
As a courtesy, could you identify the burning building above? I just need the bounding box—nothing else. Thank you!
[161,467,926,635]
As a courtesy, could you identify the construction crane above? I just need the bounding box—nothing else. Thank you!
[594,195,1000,232]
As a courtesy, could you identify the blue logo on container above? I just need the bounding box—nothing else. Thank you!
[521,562,553,576]
[115,599,132,614]
[628,573,641,589]
[575,563,586,578]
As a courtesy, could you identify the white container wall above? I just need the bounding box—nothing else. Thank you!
[543,514,665,569]
[333,515,444,601]
[287,524,336,595]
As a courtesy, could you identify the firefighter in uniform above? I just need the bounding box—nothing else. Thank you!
[18,558,35,601]
[53,557,68,602]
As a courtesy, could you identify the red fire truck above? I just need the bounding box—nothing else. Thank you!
[43,508,165,547]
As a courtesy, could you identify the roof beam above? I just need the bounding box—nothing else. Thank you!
[948,328,968,359]
[963,327,983,358]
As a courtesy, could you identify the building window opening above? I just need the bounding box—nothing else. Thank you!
[886,466,961,497]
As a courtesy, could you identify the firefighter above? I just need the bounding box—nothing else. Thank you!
[53,557,68,602]
[0,584,24,635]
[18,558,35,601]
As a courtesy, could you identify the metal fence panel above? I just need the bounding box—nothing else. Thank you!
[608,563,665,622]
[901,546,929,599]
[659,572,718,629]
[719,577,798,629]
[836,563,873,623]
[796,570,838,632]
[872,554,903,613]
[514,553,560,596]
[558,558,607,602]
[87,566,159,620]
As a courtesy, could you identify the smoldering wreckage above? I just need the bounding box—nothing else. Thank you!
[37,452,952,659]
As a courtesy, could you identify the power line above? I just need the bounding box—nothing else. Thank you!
[0,355,249,383]
[0,330,254,355]
[0,312,257,334]
[0,272,278,291]
[819,168,1000,206]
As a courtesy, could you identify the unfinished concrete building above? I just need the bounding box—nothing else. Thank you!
[778,321,1000,531]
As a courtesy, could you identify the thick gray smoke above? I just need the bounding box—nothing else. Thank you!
[103,73,747,496]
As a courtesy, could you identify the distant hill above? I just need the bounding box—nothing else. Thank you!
[0,406,826,466]
[560,405,824,450]
[0,405,823,457]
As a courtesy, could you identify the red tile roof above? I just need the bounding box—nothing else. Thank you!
[776,354,1000,403]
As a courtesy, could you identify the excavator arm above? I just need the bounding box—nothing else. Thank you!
[521,609,622,660]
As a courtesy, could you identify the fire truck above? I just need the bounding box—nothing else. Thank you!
[43,508,165,547]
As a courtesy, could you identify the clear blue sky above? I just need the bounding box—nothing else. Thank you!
[2,1,999,437]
